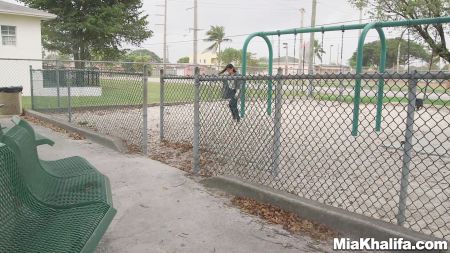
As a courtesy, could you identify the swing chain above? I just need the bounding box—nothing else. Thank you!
[277,31,281,65]
[340,29,344,71]
[407,26,411,73]
[293,32,297,65]
[320,30,325,66]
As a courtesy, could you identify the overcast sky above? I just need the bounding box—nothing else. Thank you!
[6,0,407,64]
[142,0,388,64]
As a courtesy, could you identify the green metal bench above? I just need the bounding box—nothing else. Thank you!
[1,116,54,147]
[2,125,113,206]
[12,116,55,146]
[0,143,116,253]
[8,117,98,177]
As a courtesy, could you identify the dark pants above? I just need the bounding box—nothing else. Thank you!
[228,89,240,122]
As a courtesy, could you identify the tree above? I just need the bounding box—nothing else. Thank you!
[203,26,231,66]
[125,49,161,63]
[217,48,259,67]
[348,38,431,69]
[18,0,152,67]
[218,48,241,65]
[242,50,259,67]
[44,53,71,61]
[177,57,190,63]
[313,40,325,64]
[122,49,161,73]
[257,57,269,68]
[348,0,450,63]
[349,0,368,9]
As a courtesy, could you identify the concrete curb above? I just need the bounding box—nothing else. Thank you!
[201,176,448,252]
[24,109,127,153]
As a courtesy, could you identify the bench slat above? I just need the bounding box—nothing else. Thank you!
[0,144,116,253]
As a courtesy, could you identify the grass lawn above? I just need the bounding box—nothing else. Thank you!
[22,79,448,110]
[22,81,196,109]
[314,94,449,107]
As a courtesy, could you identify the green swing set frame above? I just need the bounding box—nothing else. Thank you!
[239,16,450,136]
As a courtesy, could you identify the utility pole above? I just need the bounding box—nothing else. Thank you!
[277,39,281,67]
[358,7,363,38]
[283,43,288,75]
[308,0,317,74]
[155,1,168,70]
[193,0,198,66]
[299,8,305,73]
[329,44,333,65]
[166,45,169,65]
[163,0,167,69]
[397,29,407,73]
[336,43,340,66]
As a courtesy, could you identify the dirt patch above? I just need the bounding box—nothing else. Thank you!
[231,196,339,241]
[149,140,214,177]
[22,115,86,140]
[127,144,143,154]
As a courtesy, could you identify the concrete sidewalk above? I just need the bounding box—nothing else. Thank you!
[1,119,334,253]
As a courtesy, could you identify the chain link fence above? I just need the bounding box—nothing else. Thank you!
[31,66,146,151]
[161,70,450,240]
[0,58,148,152]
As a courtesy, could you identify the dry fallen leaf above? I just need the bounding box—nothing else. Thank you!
[22,115,86,141]
[231,196,338,241]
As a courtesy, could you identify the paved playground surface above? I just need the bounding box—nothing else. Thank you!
[0,118,337,253]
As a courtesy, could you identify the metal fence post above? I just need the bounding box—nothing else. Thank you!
[271,68,284,177]
[56,60,61,108]
[397,75,418,226]
[67,72,72,123]
[307,76,314,97]
[142,65,149,155]
[193,67,200,175]
[160,68,165,141]
[29,65,35,110]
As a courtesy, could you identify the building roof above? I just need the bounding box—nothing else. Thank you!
[0,0,56,20]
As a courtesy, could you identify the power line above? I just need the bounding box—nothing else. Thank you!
[139,34,380,48]
[162,0,301,13]
[141,18,374,46]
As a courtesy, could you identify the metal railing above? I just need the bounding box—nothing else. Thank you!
[161,68,450,240]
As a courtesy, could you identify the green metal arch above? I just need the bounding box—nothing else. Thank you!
[240,33,273,117]
[239,16,450,126]
[352,23,387,136]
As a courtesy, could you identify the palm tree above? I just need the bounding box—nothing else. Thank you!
[204,26,231,67]
[313,39,326,65]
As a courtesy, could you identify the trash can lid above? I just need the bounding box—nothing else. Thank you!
[0,86,23,93]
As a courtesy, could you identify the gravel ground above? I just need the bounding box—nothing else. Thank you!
[45,97,449,240]
[162,97,450,240]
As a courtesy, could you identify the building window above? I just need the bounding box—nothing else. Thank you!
[1,26,16,46]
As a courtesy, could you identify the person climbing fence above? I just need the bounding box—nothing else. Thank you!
[219,64,242,122]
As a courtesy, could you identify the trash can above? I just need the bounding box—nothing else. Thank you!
[0,86,23,116]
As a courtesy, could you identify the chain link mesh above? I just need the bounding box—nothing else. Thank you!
[162,77,195,144]
[29,63,145,150]
[162,71,449,240]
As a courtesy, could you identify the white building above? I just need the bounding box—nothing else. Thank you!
[0,0,55,95]
[273,56,307,74]
[190,51,218,65]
